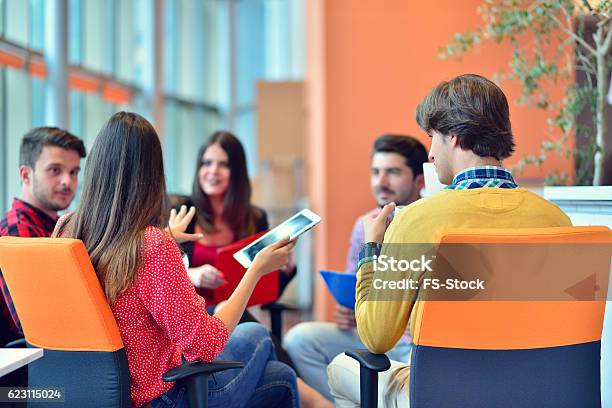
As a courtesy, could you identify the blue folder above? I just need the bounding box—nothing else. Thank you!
[320,270,357,310]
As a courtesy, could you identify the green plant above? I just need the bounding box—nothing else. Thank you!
[440,0,611,185]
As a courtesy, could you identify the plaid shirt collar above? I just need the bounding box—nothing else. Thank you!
[447,166,518,190]
[1,198,57,237]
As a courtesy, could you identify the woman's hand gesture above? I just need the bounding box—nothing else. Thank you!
[167,205,204,243]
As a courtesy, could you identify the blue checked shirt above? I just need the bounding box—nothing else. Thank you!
[446,166,518,190]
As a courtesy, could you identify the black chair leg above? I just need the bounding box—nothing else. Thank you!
[261,303,297,341]
[345,349,391,408]
[184,373,210,408]
[269,308,283,341]
[360,364,379,408]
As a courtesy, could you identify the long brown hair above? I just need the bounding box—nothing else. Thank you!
[191,131,256,240]
[55,112,168,302]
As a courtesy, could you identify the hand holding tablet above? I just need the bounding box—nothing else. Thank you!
[233,209,321,268]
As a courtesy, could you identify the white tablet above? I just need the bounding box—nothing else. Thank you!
[233,209,321,268]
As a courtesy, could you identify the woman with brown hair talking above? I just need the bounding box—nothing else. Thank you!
[179,131,283,294]
[175,131,332,408]
[55,112,299,408]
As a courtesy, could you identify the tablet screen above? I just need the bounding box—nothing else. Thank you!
[243,213,313,263]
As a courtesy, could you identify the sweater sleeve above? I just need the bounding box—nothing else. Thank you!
[355,212,430,353]
[137,227,229,362]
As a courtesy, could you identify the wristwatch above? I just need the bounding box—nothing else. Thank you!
[358,242,382,269]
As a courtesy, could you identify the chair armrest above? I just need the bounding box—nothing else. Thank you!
[345,350,390,408]
[162,361,244,383]
[345,349,390,372]
[3,338,26,348]
[260,302,297,312]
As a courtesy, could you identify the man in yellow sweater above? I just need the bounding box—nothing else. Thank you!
[327,74,571,408]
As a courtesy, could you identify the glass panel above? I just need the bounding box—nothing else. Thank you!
[64,91,112,210]
[164,102,218,195]
[167,0,224,110]
[264,0,287,80]
[115,0,135,83]
[163,0,178,94]
[68,0,82,64]
[4,69,30,210]
[103,0,113,74]
[175,105,203,195]
[202,0,219,104]
[131,93,151,122]
[131,0,153,90]
[29,0,44,51]
[0,0,5,37]
[69,90,84,137]
[31,76,45,127]
[82,91,112,146]
[288,0,305,79]
[66,90,87,212]
[5,0,28,46]
[215,0,230,109]
[163,99,179,192]
[83,0,107,73]
[177,0,201,101]
[166,0,216,104]
[236,0,265,106]
[234,109,256,176]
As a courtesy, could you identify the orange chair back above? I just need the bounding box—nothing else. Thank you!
[0,236,123,352]
[412,226,611,350]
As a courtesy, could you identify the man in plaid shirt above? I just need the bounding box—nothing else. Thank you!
[0,128,86,344]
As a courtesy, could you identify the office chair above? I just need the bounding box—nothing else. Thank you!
[347,226,611,408]
[0,236,243,408]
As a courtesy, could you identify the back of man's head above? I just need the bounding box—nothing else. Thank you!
[20,127,86,168]
[415,74,515,160]
[372,134,428,177]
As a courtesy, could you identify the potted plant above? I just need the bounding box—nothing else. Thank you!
[440,0,611,186]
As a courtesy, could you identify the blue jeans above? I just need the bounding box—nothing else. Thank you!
[149,322,299,408]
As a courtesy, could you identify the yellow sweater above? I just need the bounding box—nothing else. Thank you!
[355,188,572,353]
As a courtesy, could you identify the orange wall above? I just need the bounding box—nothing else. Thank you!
[306,0,571,319]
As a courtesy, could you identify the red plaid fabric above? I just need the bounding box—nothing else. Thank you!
[0,198,57,343]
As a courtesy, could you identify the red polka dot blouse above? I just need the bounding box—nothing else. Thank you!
[111,227,229,407]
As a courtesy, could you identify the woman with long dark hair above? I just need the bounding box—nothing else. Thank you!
[55,112,299,408]
[181,131,275,292]
[176,131,332,408]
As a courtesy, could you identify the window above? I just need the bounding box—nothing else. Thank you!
[0,0,304,214]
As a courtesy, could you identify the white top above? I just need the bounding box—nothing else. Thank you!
[0,348,43,377]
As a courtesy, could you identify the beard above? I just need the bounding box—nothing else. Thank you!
[375,186,414,207]
[32,179,73,212]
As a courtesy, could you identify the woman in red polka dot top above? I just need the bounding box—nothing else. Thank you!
[55,112,300,408]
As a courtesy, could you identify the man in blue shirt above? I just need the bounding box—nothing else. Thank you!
[283,134,427,401]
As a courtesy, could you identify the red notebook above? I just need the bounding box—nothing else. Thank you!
[208,231,279,307]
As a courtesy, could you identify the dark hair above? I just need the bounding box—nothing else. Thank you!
[19,127,86,168]
[415,74,515,160]
[56,112,168,302]
[191,131,257,239]
[373,134,428,177]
